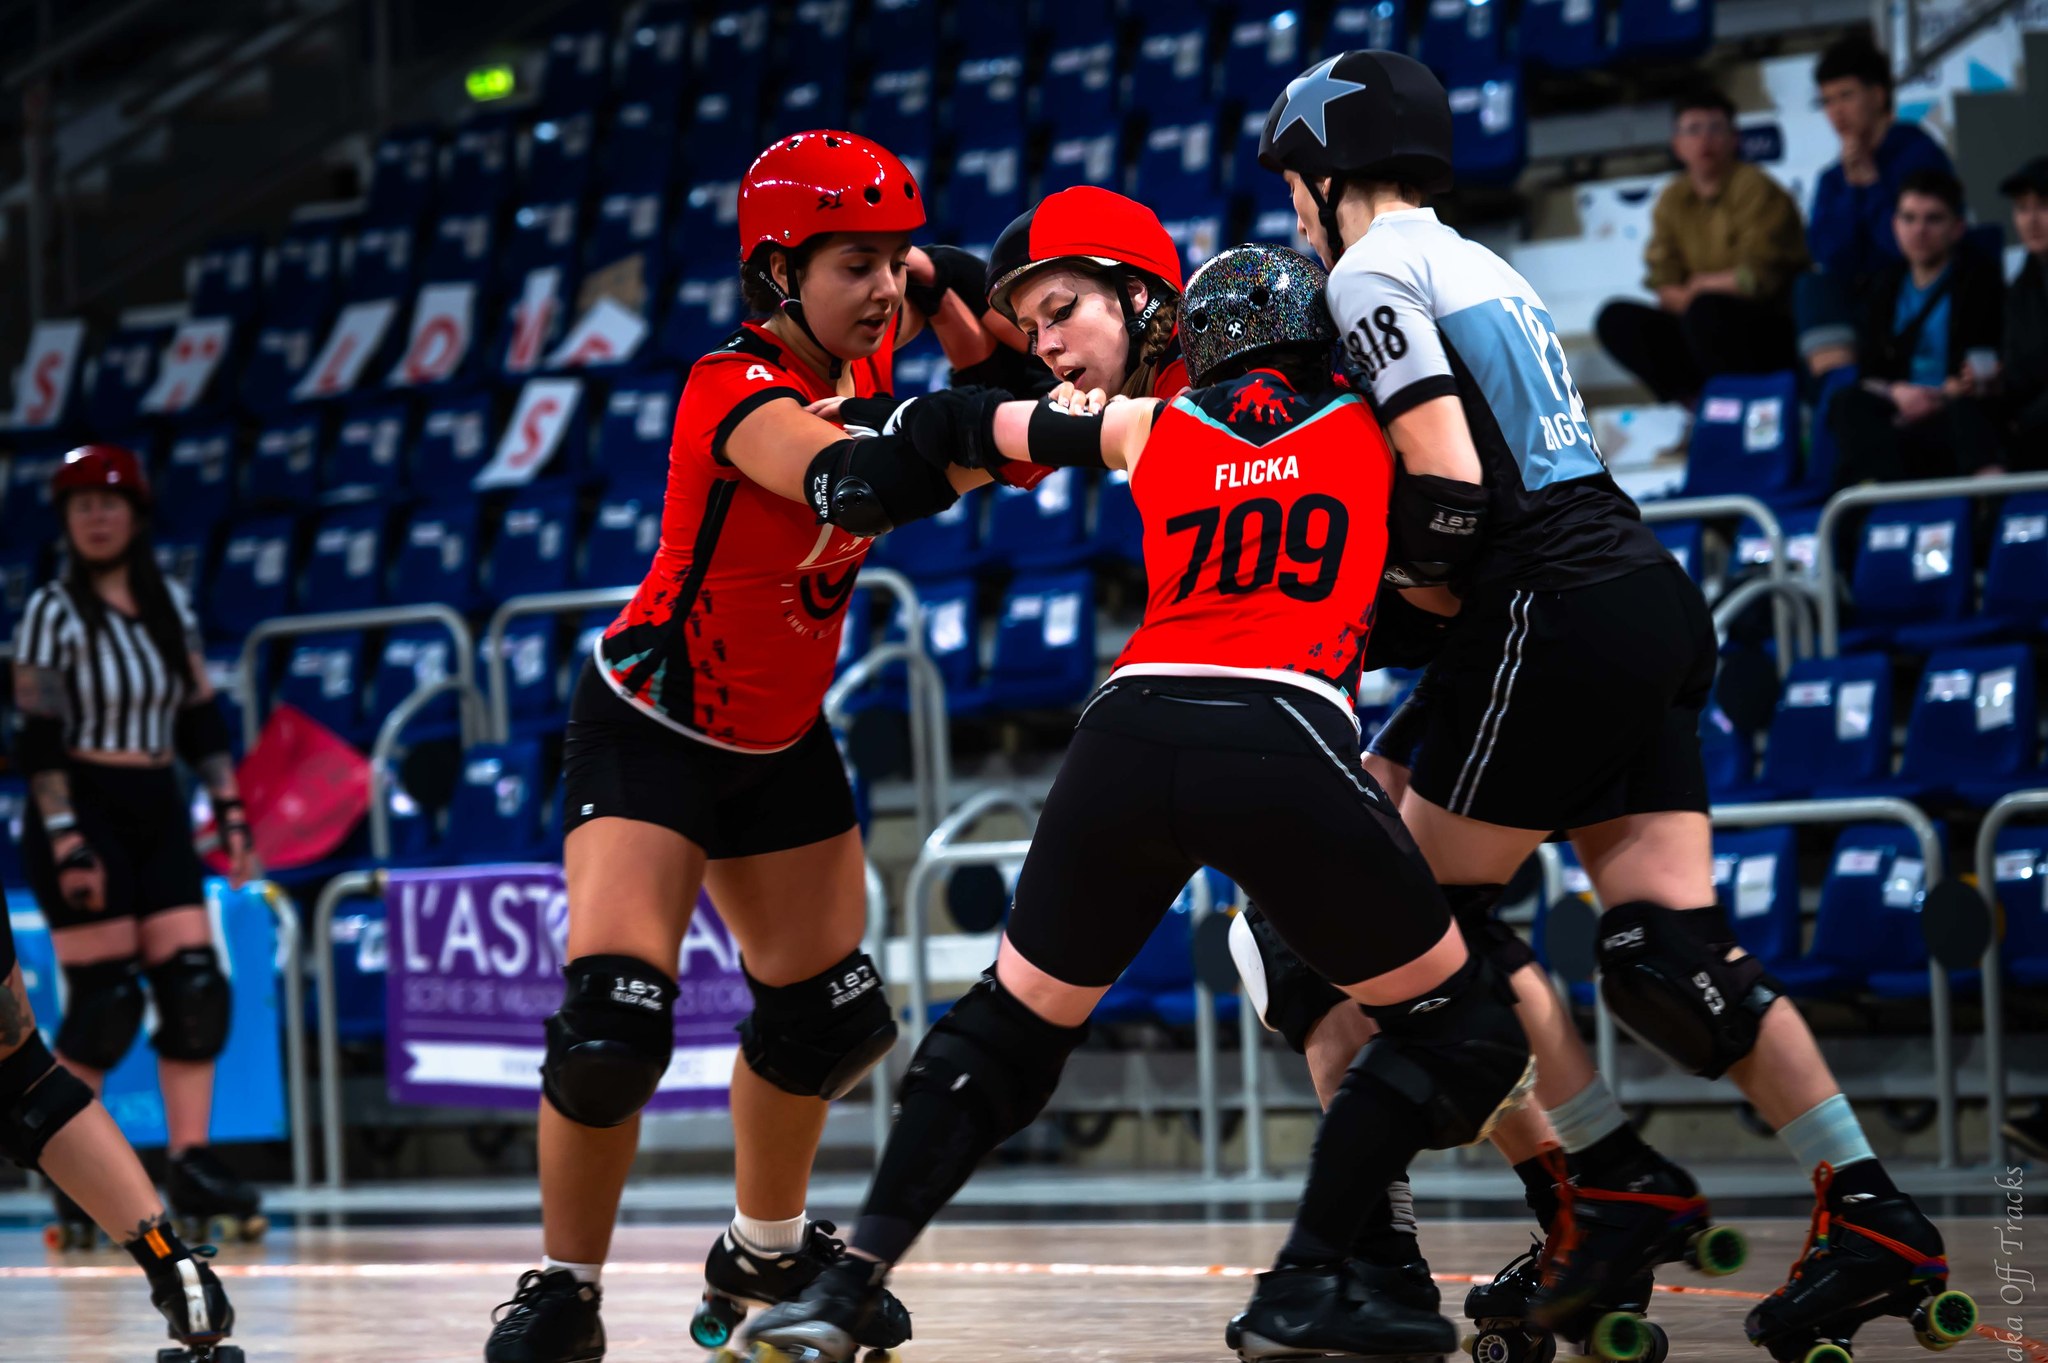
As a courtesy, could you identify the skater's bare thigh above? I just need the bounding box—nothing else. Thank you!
[704,826,868,986]
[563,816,707,968]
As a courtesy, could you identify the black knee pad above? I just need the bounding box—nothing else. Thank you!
[1229,902,1349,1054]
[738,949,898,1100]
[1443,884,1538,978]
[899,973,1087,1142]
[542,954,676,1128]
[0,1034,94,1171]
[55,958,146,1070]
[146,947,231,1061]
[1355,957,1534,1150]
[1595,901,1781,1080]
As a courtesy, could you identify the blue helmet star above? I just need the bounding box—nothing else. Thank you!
[1272,55,1369,146]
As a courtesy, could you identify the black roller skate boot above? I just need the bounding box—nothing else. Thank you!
[1349,1195,1440,1315]
[124,1215,243,1363]
[1466,1228,1658,1363]
[1526,1148,1744,1335]
[45,1185,102,1251]
[692,1220,911,1357]
[485,1268,605,1363]
[166,1147,267,1245]
[1744,1162,1977,1363]
[1227,1262,1458,1362]
[743,1254,913,1363]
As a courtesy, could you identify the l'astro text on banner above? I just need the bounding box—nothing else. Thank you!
[383,865,750,1111]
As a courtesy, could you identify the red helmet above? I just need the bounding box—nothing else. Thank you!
[52,443,152,507]
[986,187,1186,322]
[736,131,926,261]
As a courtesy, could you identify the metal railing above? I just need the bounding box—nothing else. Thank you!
[1640,494,1799,661]
[481,586,632,744]
[252,880,312,1192]
[900,789,1040,1053]
[310,868,380,1191]
[235,602,482,750]
[1974,788,2048,1171]
[1813,471,2048,656]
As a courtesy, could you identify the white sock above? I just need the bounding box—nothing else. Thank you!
[1546,1078,1627,1153]
[542,1256,602,1285]
[732,1210,809,1253]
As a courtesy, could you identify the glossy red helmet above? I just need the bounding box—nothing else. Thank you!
[985,187,1186,322]
[52,443,152,508]
[737,130,926,261]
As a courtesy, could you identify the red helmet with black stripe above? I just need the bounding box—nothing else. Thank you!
[985,187,1185,322]
[52,443,152,507]
[737,130,926,261]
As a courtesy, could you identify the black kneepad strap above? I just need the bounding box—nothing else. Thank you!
[738,949,898,1100]
[147,947,231,1062]
[1441,884,1537,979]
[1358,958,1533,1150]
[1595,901,1782,1080]
[1231,903,1347,1054]
[542,954,676,1128]
[56,958,146,1070]
[900,974,1086,1141]
[0,1034,94,1171]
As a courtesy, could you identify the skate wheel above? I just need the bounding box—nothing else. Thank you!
[1915,1290,1977,1349]
[1532,1332,1557,1363]
[1802,1344,1853,1363]
[1687,1224,1747,1277]
[43,1222,70,1252]
[1589,1312,1654,1362]
[1640,1322,1669,1363]
[859,1351,899,1363]
[238,1214,269,1242]
[1460,1333,1480,1359]
[204,1214,240,1245]
[690,1293,747,1349]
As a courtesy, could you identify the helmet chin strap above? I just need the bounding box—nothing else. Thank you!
[756,259,844,381]
[1112,271,1167,383]
[1302,175,1351,265]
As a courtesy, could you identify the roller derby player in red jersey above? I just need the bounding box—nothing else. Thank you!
[744,242,1535,1363]
[482,131,1014,1363]
[1246,48,1975,1362]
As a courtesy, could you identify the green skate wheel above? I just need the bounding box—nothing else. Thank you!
[1916,1290,1976,1349]
[1688,1224,1747,1276]
[690,1296,741,1349]
[1802,1344,1853,1363]
[1590,1312,1652,1362]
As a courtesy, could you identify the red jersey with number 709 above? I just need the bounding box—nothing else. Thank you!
[1110,369,1394,712]
[596,318,895,752]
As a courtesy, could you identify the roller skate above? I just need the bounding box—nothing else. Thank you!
[1744,1163,1978,1363]
[1227,1261,1458,1361]
[742,1254,912,1363]
[166,1147,267,1245]
[693,1220,909,1359]
[485,1267,604,1363]
[125,1216,244,1363]
[44,1185,105,1251]
[1464,1236,1659,1363]
[1525,1149,1745,1335]
[1349,1201,1441,1315]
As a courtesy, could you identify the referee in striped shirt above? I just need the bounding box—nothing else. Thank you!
[8,444,263,1235]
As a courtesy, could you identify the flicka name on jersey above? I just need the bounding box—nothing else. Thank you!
[1214,453,1302,491]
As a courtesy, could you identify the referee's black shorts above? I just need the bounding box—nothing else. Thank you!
[1408,561,1716,833]
[1005,676,1452,990]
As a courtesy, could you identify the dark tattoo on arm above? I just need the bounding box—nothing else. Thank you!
[0,971,33,1048]
[29,771,75,829]
[13,663,70,719]
[125,1212,174,1251]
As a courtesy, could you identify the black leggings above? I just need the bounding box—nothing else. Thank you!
[1005,677,1452,990]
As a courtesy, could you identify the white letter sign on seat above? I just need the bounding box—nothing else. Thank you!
[10,319,87,429]
[293,299,399,401]
[476,378,584,489]
[544,296,649,370]
[503,268,563,376]
[140,318,235,415]
[389,282,477,387]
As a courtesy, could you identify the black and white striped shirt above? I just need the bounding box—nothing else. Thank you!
[11,581,199,757]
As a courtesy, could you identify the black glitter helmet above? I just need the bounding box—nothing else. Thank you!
[1179,244,1337,388]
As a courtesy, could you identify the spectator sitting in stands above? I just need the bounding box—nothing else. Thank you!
[1595,86,1809,406]
[1795,35,1957,379]
[1974,155,2048,472]
[1826,168,2004,484]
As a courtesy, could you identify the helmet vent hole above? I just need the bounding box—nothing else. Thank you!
[1189,308,1210,332]
[865,185,883,205]
[904,181,916,198]
[1249,287,1270,308]
[823,135,839,147]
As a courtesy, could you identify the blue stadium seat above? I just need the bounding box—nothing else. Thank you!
[502,202,582,301]
[592,371,680,482]
[239,320,324,414]
[0,777,29,889]
[1321,0,1410,56]
[391,501,481,609]
[1446,65,1526,185]
[1129,13,1214,125]
[866,493,981,579]
[369,624,463,738]
[778,38,853,131]
[1521,0,1607,69]
[1708,826,1801,967]
[861,69,935,182]
[1614,0,1712,61]
[890,337,948,396]
[698,2,773,99]
[1094,874,1210,1026]
[0,547,44,645]
[986,467,1091,569]
[239,222,344,410]
[671,179,741,266]
[603,98,679,195]
[489,614,568,736]
[411,391,497,495]
[326,399,410,502]
[865,0,938,69]
[2,449,64,556]
[581,479,663,588]
[152,533,209,611]
[486,485,578,602]
[1093,468,1144,564]
[1879,647,2039,806]
[835,585,876,679]
[445,741,549,861]
[982,571,1099,710]
[273,631,368,742]
[160,422,239,535]
[1682,372,1801,501]
[620,0,691,110]
[587,192,668,315]
[442,113,516,216]
[1756,653,1893,801]
[1789,366,1858,505]
[188,233,266,321]
[1419,0,1503,81]
[1989,829,2048,989]
[525,110,599,205]
[348,222,419,304]
[1221,2,1310,108]
[363,124,438,229]
[682,90,756,179]
[302,503,391,613]
[1652,519,1705,583]
[659,273,746,366]
[247,412,324,510]
[949,142,1027,252]
[1134,120,1219,209]
[1982,493,2048,632]
[536,25,611,118]
[855,578,984,717]
[84,326,170,433]
[418,212,495,292]
[1839,497,1995,653]
[1699,700,1757,799]
[1038,32,1119,144]
[954,43,1027,140]
[1776,823,1971,1000]
[1041,132,1120,195]
[210,515,300,639]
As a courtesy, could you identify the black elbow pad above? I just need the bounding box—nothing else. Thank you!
[1386,472,1488,587]
[805,437,961,538]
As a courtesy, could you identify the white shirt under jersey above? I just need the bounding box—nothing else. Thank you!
[1326,207,1667,592]
[12,579,200,756]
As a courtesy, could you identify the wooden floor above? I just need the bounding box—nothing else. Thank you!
[0,1216,2030,1362]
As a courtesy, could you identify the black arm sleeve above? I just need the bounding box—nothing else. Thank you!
[805,436,962,538]
[1022,398,1166,469]
[173,698,233,770]
[9,712,67,777]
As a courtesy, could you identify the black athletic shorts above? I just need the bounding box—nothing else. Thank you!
[1409,562,1715,832]
[1005,676,1451,990]
[559,661,858,860]
[23,761,209,931]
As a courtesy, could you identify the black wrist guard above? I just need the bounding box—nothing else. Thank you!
[1024,398,1111,469]
[173,699,233,771]
[950,343,1058,400]
[1386,472,1489,587]
[906,245,993,318]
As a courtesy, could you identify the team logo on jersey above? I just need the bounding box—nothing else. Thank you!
[796,560,861,620]
[1228,378,1295,426]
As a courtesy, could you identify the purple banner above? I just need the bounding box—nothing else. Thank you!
[384,864,751,1111]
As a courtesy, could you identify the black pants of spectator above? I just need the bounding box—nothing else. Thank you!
[1828,386,2007,485]
[2005,388,2048,471]
[1596,295,1800,405]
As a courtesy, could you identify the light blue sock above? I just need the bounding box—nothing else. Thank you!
[1546,1079,1627,1152]
[1779,1093,1875,1175]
